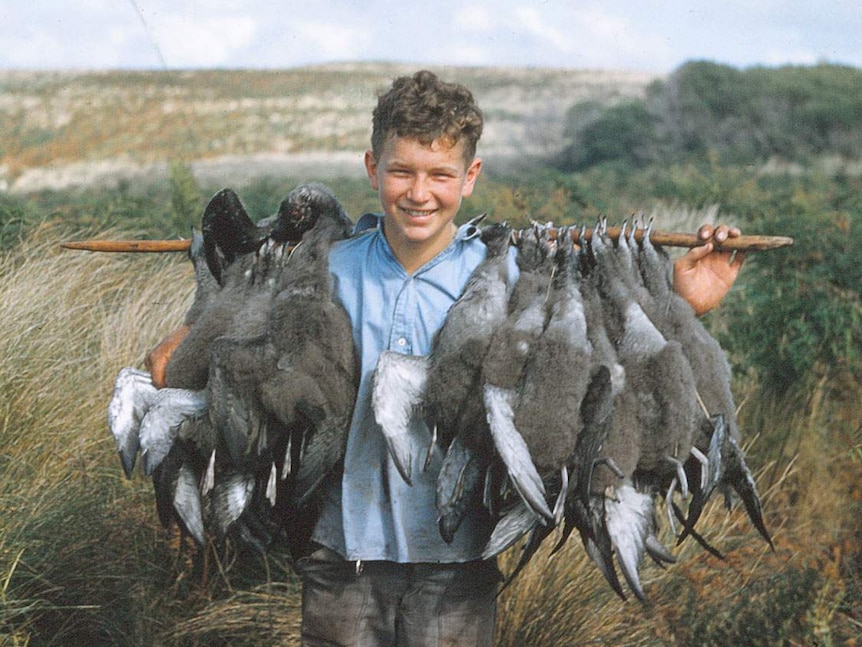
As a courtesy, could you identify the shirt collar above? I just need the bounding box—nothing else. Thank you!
[355,213,485,276]
[354,213,484,239]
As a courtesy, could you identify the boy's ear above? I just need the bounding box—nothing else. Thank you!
[364,150,380,191]
[462,157,482,197]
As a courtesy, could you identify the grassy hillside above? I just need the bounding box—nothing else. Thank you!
[0,64,657,192]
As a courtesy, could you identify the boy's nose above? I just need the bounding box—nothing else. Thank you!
[407,176,431,202]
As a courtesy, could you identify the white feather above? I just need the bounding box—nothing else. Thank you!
[107,367,158,478]
[484,383,552,522]
[371,350,430,485]
[604,482,654,601]
[173,464,205,546]
[139,388,207,475]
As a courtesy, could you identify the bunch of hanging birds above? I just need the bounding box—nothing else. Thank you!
[372,218,773,601]
[109,182,357,557]
[107,183,771,601]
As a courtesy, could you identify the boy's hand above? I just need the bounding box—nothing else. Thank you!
[144,325,190,388]
[673,224,745,316]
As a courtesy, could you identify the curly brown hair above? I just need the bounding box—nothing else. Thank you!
[370,70,484,165]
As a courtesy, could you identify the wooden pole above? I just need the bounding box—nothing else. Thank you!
[523,227,795,252]
[60,239,192,253]
[60,229,794,253]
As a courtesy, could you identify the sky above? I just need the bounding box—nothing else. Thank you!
[0,0,860,73]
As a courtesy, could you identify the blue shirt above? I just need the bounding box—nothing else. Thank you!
[313,214,516,563]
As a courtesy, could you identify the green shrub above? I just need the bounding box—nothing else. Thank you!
[558,61,862,170]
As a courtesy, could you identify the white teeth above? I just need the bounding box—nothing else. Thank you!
[402,208,434,217]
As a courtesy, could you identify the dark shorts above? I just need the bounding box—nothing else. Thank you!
[295,545,501,647]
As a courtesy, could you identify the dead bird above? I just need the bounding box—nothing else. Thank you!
[138,184,355,555]
[634,223,772,549]
[201,182,357,559]
[546,236,632,599]
[426,222,515,542]
[372,220,513,489]
[165,192,290,391]
[580,224,699,601]
[514,228,592,495]
[482,225,557,555]
[147,188,299,549]
[492,230,602,582]
[425,221,514,451]
[257,183,357,507]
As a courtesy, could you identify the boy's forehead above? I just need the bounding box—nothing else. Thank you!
[379,133,470,162]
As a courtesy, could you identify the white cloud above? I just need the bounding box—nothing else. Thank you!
[291,19,373,61]
[455,7,497,34]
[149,14,257,67]
[513,6,576,55]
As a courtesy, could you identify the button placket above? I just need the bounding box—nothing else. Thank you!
[389,277,415,354]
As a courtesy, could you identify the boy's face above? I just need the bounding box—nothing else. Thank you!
[365,134,482,272]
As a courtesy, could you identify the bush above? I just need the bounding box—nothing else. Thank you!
[558,61,862,170]
[720,171,862,394]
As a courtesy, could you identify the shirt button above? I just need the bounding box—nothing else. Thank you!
[396,337,407,347]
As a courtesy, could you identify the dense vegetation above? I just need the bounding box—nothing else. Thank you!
[558,61,862,169]
[1,61,861,645]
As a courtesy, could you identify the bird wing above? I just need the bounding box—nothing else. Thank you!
[107,367,158,478]
[172,463,206,546]
[603,482,659,602]
[436,434,485,544]
[206,470,256,538]
[484,383,553,523]
[482,498,541,559]
[139,388,207,476]
[371,350,430,485]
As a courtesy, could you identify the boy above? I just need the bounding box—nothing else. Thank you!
[148,70,744,646]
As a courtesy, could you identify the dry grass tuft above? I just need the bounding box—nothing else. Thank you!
[164,583,302,646]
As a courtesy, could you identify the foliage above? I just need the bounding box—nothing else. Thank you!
[0,194,29,250]
[556,100,658,170]
[167,160,205,236]
[719,171,862,394]
[558,61,862,170]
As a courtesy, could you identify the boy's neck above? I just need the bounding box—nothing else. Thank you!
[383,221,457,275]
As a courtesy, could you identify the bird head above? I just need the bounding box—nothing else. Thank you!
[270,182,352,243]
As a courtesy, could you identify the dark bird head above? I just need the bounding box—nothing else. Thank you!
[480,221,513,259]
[552,226,579,288]
[270,182,353,243]
[201,188,269,285]
[515,224,555,274]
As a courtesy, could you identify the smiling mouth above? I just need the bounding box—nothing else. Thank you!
[401,207,436,218]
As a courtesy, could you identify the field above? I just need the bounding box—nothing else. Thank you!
[1,64,861,645]
[0,64,656,193]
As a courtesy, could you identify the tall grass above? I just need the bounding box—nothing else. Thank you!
[1,224,859,645]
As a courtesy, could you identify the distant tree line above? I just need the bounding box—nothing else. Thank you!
[556,61,862,170]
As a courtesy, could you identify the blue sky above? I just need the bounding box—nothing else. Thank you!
[1,0,860,72]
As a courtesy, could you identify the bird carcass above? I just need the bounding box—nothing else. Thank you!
[107,183,357,556]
